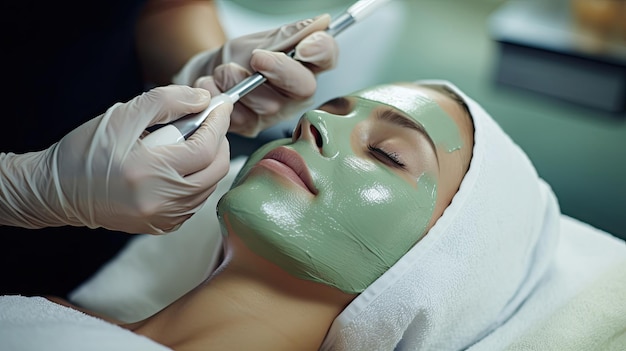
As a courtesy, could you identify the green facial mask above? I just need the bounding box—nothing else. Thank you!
[217,85,463,293]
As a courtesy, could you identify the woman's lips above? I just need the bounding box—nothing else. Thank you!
[257,146,317,194]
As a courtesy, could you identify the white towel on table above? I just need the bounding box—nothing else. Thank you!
[0,295,170,351]
[471,215,626,351]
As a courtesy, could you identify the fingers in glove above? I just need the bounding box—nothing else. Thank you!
[195,73,264,135]
[133,85,212,129]
[152,178,220,234]
[94,85,212,164]
[217,62,301,132]
[249,49,317,99]
[266,14,332,52]
[184,137,230,192]
[294,31,338,72]
[157,139,228,234]
[194,76,222,96]
[167,101,233,177]
[155,85,214,126]
[158,213,194,234]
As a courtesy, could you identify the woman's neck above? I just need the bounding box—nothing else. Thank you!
[124,234,354,351]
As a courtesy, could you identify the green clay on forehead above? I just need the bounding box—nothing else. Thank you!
[218,85,459,294]
[351,85,463,153]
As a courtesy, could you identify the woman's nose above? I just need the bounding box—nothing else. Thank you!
[293,109,344,157]
[293,117,324,151]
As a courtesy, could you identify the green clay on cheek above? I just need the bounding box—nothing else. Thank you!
[217,85,462,294]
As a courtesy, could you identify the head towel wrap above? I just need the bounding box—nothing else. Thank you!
[321,80,561,351]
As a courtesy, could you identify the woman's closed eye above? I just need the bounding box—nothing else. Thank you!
[368,144,406,168]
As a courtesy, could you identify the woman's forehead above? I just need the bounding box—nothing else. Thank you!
[349,84,464,154]
[350,84,433,114]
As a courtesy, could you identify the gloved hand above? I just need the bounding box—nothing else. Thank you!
[172,14,338,137]
[0,85,232,234]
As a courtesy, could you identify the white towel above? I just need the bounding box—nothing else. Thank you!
[321,79,562,350]
[0,295,170,351]
[470,215,626,351]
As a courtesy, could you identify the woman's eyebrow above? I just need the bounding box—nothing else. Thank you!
[378,109,439,165]
[377,109,424,133]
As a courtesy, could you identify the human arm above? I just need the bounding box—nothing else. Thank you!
[136,0,227,86]
[0,85,232,234]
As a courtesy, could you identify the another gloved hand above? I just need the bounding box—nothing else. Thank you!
[173,14,338,137]
[0,85,232,234]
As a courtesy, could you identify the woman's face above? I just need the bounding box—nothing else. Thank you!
[217,83,473,293]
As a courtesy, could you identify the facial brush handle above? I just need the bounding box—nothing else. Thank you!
[142,94,234,147]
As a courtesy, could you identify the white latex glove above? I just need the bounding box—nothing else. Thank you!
[173,14,338,137]
[0,85,232,234]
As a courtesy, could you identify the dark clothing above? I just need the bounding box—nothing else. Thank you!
[1,0,148,298]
